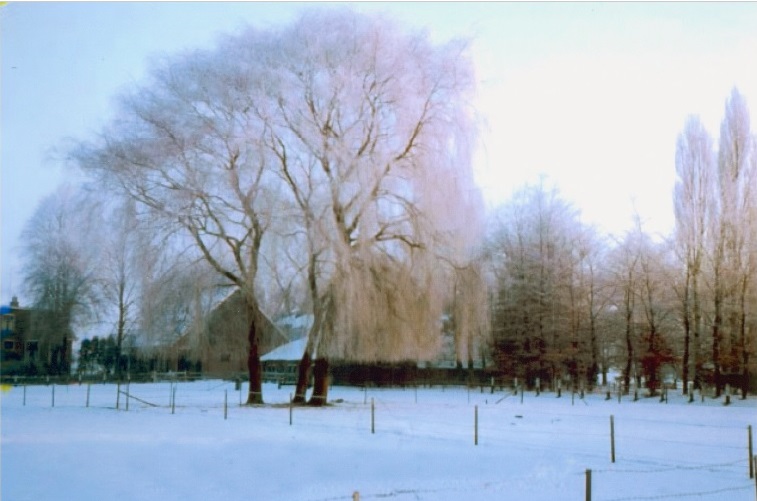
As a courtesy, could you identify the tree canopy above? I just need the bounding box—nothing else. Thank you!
[69,8,484,401]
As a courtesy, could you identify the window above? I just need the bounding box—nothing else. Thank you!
[1,313,15,332]
[26,340,39,360]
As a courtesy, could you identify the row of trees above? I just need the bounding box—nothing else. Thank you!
[674,89,756,398]
[486,88,756,398]
[487,182,681,395]
[18,8,755,402]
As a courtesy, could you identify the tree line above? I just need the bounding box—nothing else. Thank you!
[485,88,756,398]
[17,8,756,402]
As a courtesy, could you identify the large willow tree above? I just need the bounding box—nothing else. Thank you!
[253,9,484,404]
[71,8,483,404]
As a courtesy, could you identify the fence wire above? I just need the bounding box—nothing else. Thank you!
[601,484,751,501]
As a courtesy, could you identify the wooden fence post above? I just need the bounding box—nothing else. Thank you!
[749,425,754,479]
[474,405,479,446]
[610,415,616,463]
[371,398,375,434]
[86,383,91,408]
[51,384,55,408]
[585,468,592,501]
[224,390,228,420]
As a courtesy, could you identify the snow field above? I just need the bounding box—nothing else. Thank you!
[2,381,756,501]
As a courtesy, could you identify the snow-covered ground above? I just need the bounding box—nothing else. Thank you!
[2,380,755,501]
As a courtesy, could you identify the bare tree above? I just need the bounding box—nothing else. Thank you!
[87,197,144,380]
[715,88,755,397]
[608,228,642,394]
[252,8,482,404]
[572,225,613,387]
[488,181,589,389]
[610,217,682,397]
[635,229,677,396]
[673,115,715,392]
[21,185,99,375]
[71,34,283,403]
[71,8,482,404]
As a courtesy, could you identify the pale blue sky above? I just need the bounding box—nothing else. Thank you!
[3,1,757,305]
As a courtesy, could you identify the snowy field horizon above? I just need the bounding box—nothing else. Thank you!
[2,380,756,501]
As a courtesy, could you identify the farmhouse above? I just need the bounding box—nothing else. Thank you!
[153,290,293,376]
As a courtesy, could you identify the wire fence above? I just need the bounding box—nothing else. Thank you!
[3,379,756,501]
[582,457,755,501]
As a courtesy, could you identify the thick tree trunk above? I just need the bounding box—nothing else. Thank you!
[293,350,312,404]
[246,314,263,405]
[294,292,324,404]
[294,241,326,404]
[308,358,329,406]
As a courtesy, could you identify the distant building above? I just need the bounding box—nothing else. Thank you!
[153,289,292,377]
[1,296,72,376]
